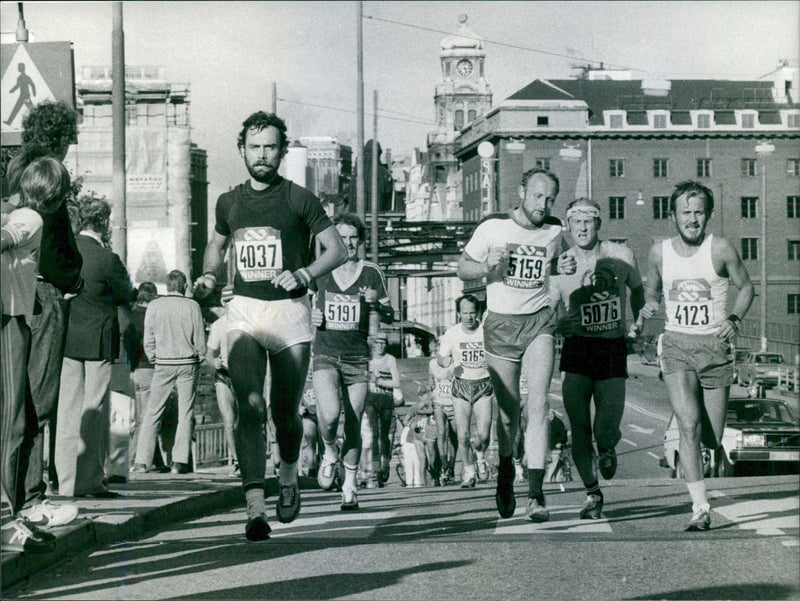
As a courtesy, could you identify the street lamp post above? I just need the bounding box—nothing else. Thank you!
[755,141,775,353]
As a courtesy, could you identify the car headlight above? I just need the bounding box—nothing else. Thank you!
[742,434,765,447]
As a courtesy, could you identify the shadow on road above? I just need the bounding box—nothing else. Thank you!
[625,582,798,600]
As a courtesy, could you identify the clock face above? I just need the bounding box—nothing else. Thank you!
[456,60,473,77]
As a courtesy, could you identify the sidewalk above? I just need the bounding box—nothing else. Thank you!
[1,467,320,588]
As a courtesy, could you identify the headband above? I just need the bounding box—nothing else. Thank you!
[566,205,600,220]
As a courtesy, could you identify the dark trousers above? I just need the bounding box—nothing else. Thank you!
[24,282,68,503]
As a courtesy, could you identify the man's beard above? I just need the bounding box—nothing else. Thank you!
[523,206,547,226]
[677,225,704,246]
[246,160,278,184]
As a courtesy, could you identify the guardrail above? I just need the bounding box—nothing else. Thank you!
[192,423,231,469]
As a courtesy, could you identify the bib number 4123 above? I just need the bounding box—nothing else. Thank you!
[674,303,710,326]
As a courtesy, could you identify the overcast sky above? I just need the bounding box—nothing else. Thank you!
[1,1,797,200]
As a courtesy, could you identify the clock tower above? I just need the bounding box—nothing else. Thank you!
[433,14,492,142]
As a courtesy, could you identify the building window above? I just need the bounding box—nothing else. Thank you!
[609,114,624,129]
[467,109,477,123]
[741,197,758,219]
[741,238,758,261]
[789,114,800,128]
[653,158,669,178]
[789,240,800,261]
[788,195,800,218]
[454,110,464,131]
[789,294,800,315]
[653,196,670,219]
[609,159,625,178]
[788,158,800,176]
[741,113,755,128]
[697,114,711,128]
[536,116,549,127]
[653,114,667,129]
[741,158,757,177]
[609,196,625,220]
[536,158,550,171]
[697,158,712,178]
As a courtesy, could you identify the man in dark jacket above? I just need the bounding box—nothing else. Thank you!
[55,196,133,497]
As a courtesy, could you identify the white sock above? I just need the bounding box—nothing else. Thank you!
[343,463,358,490]
[686,479,708,511]
[245,487,266,518]
[322,438,339,463]
[278,458,298,485]
[463,464,476,481]
[475,450,486,464]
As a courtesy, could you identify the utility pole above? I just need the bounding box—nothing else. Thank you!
[111,2,127,262]
[15,3,29,42]
[355,0,365,222]
[370,89,379,262]
[271,82,277,114]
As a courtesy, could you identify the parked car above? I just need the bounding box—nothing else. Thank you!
[661,396,800,478]
[732,347,751,383]
[737,352,786,388]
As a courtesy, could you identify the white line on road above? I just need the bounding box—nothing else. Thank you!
[647,451,661,460]
[712,497,799,537]
[627,402,670,423]
[621,438,638,447]
[628,424,655,435]
[494,505,613,534]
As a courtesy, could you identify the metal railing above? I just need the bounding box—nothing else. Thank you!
[192,423,231,469]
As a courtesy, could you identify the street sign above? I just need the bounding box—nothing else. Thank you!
[1,41,75,146]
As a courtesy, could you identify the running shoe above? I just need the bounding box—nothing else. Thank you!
[526,497,550,523]
[317,456,338,490]
[341,485,360,511]
[18,500,79,528]
[476,459,490,482]
[579,494,604,520]
[245,513,271,542]
[598,448,617,480]
[460,475,476,488]
[366,475,379,489]
[685,504,711,531]
[276,481,301,523]
[495,461,516,519]
[1,518,55,553]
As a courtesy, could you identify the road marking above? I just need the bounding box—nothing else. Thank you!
[783,539,799,547]
[647,451,661,460]
[270,510,398,537]
[712,496,799,537]
[627,402,670,423]
[621,438,638,447]
[494,505,613,534]
[628,424,655,435]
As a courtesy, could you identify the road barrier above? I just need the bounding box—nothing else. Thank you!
[777,366,798,394]
[192,423,232,469]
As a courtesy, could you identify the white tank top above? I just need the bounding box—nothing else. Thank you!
[662,234,728,335]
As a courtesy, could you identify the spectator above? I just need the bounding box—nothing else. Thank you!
[205,290,239,474]
[133,270,205,475]
[2,157,74,551]
[364,331,400,487]
[56,195,134,498]
[125,282,158,468]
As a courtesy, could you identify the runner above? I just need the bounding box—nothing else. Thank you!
[311,213,393,510]
[365,332,401,486]
[193,111,346,542]
[457,168,575,521]
[550,198,645,518]
[640,180,753,531]
[437,295,493,487]
[428,352,457,485]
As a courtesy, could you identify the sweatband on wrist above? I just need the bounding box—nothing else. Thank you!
[295,268,312,286]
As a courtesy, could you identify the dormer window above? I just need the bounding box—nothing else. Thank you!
[609,114,624,128]
[537,116,549,127]
[653,114,667,129]
[697,113,712,129]
[741,113,756,128]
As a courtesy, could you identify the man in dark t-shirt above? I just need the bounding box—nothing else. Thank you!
[194,112,346,543]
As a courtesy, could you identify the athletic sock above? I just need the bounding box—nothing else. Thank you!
[245,487,266,519]
[528,468,545,503]
[585,480,603,500]
[278,458,298,485]
[321,437,339,463]
[686,479,708,511]
[343,463,358,490]
[475,450,486,463]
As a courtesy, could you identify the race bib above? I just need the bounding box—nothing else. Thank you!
[579,296,621,333]
[437,379,452,396]
[458,341,485,369]
[234,227,282,282]
[667,279,713,328]
[504,244,546,290]
[324,291,361,331]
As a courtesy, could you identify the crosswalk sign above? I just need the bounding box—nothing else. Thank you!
[1,41,75,146]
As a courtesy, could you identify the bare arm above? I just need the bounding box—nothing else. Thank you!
[457,248,506,281]
[640,242,663,319]
[715,236,755,340]
[307,225,347,280]
[194,230,229,298]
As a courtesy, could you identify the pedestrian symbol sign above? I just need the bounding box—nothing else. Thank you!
[1,41,74,146]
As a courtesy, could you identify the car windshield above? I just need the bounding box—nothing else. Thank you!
[754,354,784,364]
[728,400,797,425]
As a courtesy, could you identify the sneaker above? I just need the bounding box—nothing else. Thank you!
[245,513,271,542]
[579,494,604,520]
[20,519,56,542]
[526,497,549,523]
[366,476,379,489]
[317,456,338,490]
[171,462,190,475]
[276,481,301,523]
[460,475,476,489]
[495,463,516,519]
[18,500,79,528]
[130,463,148,474]
[476,459,489,482]
[232,462,240,476]
[341,485,359,511]
[378,468,390,484]
[1,518,55,553]
[685,504,711,532]
[598,449,617,480]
